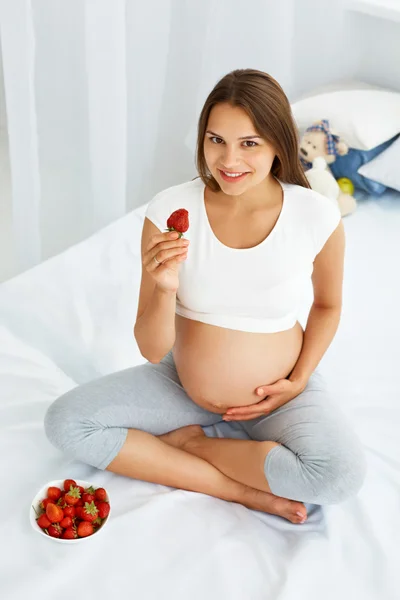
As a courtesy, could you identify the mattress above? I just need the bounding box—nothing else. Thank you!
[1,188,399,600]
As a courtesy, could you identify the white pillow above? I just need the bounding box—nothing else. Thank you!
[358,135,400,192]
[291,89,400,150]
[292,80,386,102]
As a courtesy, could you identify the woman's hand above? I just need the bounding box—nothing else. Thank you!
[222,377,307,421]
[143,231,189,292]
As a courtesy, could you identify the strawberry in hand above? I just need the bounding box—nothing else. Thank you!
[166,209,189,238]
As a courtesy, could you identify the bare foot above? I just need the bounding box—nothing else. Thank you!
[158,424,206,450]
[241,487,308,524]
[159,425,307,525]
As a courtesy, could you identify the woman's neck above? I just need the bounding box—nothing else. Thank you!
[214,175,281,213]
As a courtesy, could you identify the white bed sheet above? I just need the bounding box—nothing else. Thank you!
[1,190,399,600]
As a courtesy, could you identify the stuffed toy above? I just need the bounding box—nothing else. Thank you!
[299,119,357,217]
[329,135,397,195]
[304,157,357,218]
[299,119,349,170]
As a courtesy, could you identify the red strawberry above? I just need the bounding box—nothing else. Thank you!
[60,516,73,528]
[37,514,51,529]
[77,485,85,496]
[40,497,52,511]
[166,209,189,238]
[47,524,62,538]
[63,479,77,492]
[47,486,62,502]
[63,506,76,518]
[46,502,64,523]
[75,506,84,519]
[82,493,95,504]
[81,501,99,523]
[56,494,66,507]
[64,486,81,506]
[97,502,110,519]
[92,516,102,527]
[62,527,77,540]
[94,488,107,502]
[77,521,94,537]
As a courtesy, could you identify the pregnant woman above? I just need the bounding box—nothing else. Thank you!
[44,69,366,524]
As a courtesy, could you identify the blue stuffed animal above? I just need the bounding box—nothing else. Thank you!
[299,119,395,195]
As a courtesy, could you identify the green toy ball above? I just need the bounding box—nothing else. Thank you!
[337,177,355,196]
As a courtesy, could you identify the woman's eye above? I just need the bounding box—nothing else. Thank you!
[209,137,257,148]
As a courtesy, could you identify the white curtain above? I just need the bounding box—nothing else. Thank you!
[0,0,295,273]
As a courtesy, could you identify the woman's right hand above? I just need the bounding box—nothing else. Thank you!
[143,231,190,292]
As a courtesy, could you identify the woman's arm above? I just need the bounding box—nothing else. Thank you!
[133,219,178,363]
[288,220,345,385]
[134,286,177,363]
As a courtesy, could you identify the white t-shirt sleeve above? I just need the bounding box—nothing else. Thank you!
[311,193,342,255]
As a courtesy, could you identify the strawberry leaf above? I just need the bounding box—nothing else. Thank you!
[83,501,99,516]
[66,486,81,499]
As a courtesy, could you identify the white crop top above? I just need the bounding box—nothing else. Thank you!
[145,177,341,333]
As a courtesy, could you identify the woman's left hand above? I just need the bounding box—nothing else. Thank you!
[222,377,307,421]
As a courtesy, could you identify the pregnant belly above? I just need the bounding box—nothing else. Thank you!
[173,315,304,414]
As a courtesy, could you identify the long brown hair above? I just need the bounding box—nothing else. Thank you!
[194,68,310,191]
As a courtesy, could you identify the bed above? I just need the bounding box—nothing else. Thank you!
[1,187,399,600]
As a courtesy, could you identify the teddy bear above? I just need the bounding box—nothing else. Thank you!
[299,119,357,217]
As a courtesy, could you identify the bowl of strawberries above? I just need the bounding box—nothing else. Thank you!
[30,478,111,543]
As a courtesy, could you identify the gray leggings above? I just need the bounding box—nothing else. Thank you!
[44,350,367,505]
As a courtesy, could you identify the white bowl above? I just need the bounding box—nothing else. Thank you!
[30,479,111,544]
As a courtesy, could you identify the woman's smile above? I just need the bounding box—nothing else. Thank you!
[218,169,250,183]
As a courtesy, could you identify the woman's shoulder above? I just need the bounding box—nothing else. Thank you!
[282,182,342,254]
[283,181,330,203]
[152,177,203,202]
[283,181,341,221]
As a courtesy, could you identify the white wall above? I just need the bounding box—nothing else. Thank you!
[290,0,400,101]
[0,31,16,283]
[0,38,6,130]
[1,1,400,283]
[1,2,399,139]
[290,0,359,101]
[351,10,400,92]
[125,0,298,215]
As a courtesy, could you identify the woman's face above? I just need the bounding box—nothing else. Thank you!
[203,103,277,196]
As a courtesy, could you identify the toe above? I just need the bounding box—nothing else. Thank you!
[279,498,307,524]
[294,506,307,524]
